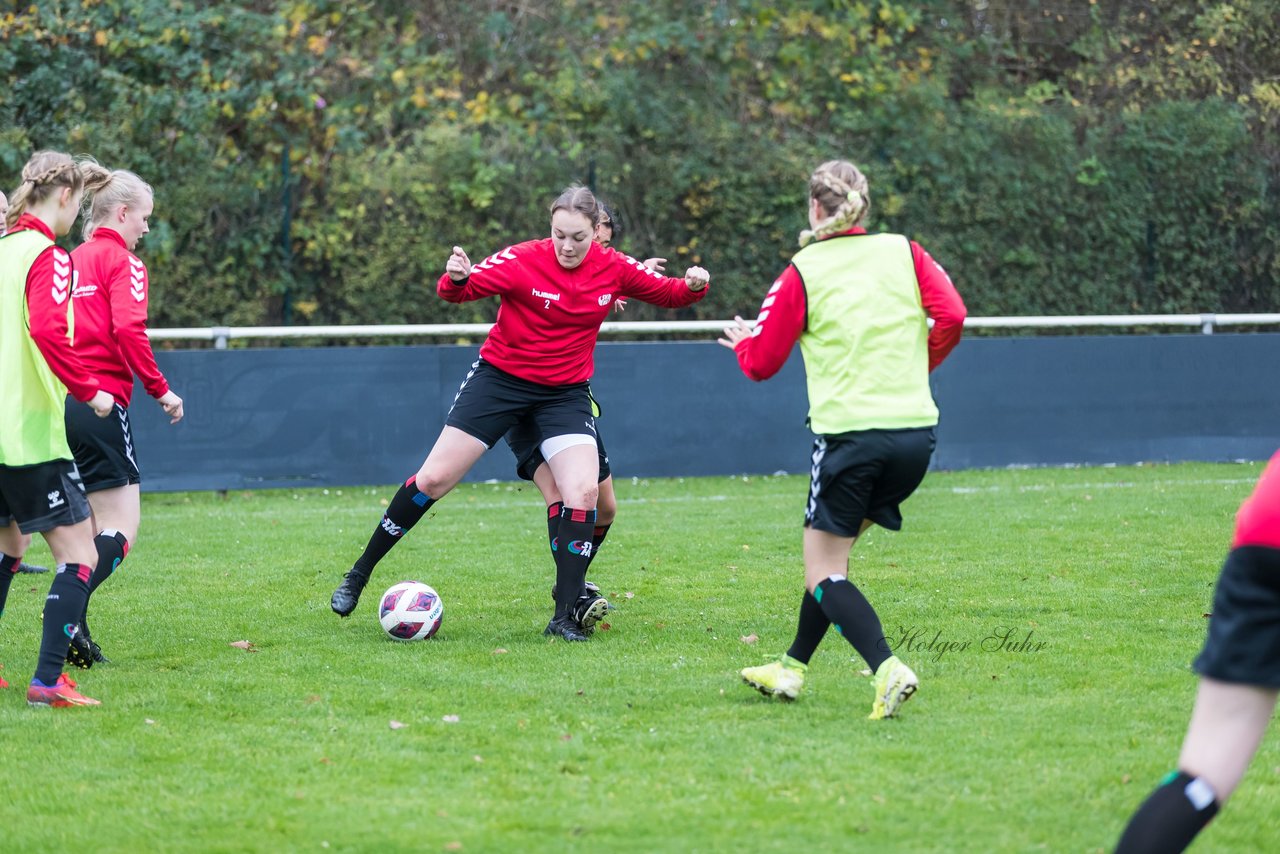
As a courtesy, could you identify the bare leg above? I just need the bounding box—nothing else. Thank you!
[1178,678,1279,802]
[85,484,141,544]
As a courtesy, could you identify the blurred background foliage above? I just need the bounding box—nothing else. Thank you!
[2,0,1276,328]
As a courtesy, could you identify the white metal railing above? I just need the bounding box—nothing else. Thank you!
[145,314,1280,349]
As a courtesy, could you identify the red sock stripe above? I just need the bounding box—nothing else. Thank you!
[120,538,131,559]
[404,474,417,488]
[569,507,590,523]
[74,563,92,583]
[548,502,564,519]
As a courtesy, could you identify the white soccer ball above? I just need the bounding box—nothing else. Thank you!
[377,581,444,641]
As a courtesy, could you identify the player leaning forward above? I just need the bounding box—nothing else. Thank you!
[330,186,709,641]
[722,159,966,718]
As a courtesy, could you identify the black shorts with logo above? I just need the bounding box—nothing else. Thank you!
[1194,545,1280,688]
[504,387,611,483]
[804,427,936,537]
[0,459,91,534]
[65,396,141,493]
[446,360,599,454]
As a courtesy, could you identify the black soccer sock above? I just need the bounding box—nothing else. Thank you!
[785,589,830,665]
[352,476,436,578]
[545,501,565,558]
[79,530,129,635]
[33,563,92,685]
[0,553,19,619]
[553,506,596,618]
[585,523,611,572]
[1115,770,1220,854]
[814,576,891,673]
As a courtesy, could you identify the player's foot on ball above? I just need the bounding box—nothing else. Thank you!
[868,655,917,720]
[571,593,610,636]
[550,579,600,602]
[18,561,49,574]
[741,655,807,700]
[331,570,369,617]
[543,615,588,642]
[27,673,100,707]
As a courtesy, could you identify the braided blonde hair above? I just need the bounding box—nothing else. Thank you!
[5,151,112,233]
[83,169,154,241]
[798,160,870,247]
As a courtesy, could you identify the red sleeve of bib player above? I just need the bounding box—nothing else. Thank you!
[731,265,806,382]
[912,241,966,372]
[18,219,100,402]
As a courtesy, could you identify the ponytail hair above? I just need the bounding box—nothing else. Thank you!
[82,169,153,241]
[550,185,602,227]
[5,151,110,233]
[798,160,871,248]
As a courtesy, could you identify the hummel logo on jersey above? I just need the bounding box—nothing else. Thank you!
[48,490,65,509]
[51,249,71,304]
[533,288,561,302]
[380,516,404,537]
[598,293,612,306]
[129,257,146,302]
[472,247,516,273]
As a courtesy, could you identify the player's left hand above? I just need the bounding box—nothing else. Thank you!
[157,390,185,424]
[684,266,709,292]
[717,315,752,349]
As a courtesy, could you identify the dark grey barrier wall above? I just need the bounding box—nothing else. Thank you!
[126,334,1280,492]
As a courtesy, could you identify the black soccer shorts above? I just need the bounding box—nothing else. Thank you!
[446,360,598,453]
[0,459,91,534]
[1194,545,1280,688]
[65,396,142,493]
[804,426,936,537]
[505,388,611,483]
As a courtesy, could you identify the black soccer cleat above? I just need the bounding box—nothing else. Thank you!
[543,615,589,642]
[18,562,49,574]
[66,630,106,670]
[550,579,600,602]
[571,593,611,636]
[331,570,369,617]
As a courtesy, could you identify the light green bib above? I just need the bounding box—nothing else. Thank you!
[791,233,938,434]
[0,229,74,465]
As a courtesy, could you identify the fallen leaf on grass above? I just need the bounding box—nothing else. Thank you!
[389,720,407,730]
[442,714,460,723]
[740,634,759,645]
[598,622,611,631]
[305,695,322,704]
[492,648,508,654]
[444,842,463,851]
[624,591,635,599]
[229,640,257,652]
[560,733,573,741]
[473,755,483,763]
[144,719,156,725]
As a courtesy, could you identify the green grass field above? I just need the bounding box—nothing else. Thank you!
[2,462,1278,852]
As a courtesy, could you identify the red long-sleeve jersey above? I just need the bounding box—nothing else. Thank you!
[438,238,707,385]
[734,227,966,381]
[12,214,100,402]
[70,228,169,406]
[1233,451,1280,551]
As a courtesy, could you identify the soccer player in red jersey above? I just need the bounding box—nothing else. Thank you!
[64,168,184,667]
[722,159,965,717]
[1115,451,1280,852]
[0,151,115,706]
[330,186,709,641]
[503,203,663,618]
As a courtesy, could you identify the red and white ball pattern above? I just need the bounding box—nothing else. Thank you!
[378,581,444,641]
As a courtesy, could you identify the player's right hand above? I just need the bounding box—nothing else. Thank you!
[445,246,472,281]
[88,390,115,418]
[158,390,185,424]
